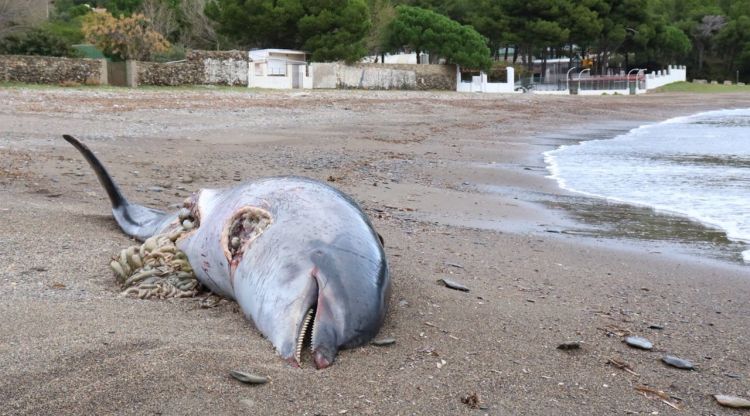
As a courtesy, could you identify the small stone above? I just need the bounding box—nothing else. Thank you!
[181,176,194,184]
[438,278,469,292]
[148,186,164,192]
[229,370,268,385]
[624,336,653,350]
[231,236,241,249]
[662,355,694,370]
[557,341,581,351]
[371,337,396,346]
[648,324,664,330]
[714,394,750,408]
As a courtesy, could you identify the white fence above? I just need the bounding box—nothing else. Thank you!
[644,66,687,90]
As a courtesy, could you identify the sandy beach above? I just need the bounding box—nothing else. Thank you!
[1,87,749,415]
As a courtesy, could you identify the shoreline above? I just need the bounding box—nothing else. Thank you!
[1,88,749,414]
[539,111,750,267]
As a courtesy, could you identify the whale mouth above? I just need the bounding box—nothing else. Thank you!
[295,306,316,365]
[294,267,327,368]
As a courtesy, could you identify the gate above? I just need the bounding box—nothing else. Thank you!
[107,61,127,86]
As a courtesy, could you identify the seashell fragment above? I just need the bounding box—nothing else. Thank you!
[230,370,268,385]
[662,355,694,370]
[714,394,750,408]
[624,336,653,350]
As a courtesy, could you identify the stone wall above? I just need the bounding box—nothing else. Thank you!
[312,63,456,90]
[0,55,106,85]
[136,50,248,86]
[137,61,202,86]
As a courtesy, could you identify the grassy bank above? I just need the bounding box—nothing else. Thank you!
[655,81,750,93]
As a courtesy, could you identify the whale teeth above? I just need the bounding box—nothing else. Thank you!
[310,307,319,353]
[295,308,314,365]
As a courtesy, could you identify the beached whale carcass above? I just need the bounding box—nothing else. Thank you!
[63,135,390,369]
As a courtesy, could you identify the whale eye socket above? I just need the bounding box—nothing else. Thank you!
[222,206,273,268]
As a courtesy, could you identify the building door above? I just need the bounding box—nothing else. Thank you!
[292,65,301,89]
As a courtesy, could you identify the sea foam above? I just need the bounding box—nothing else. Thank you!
[544,109,750,263]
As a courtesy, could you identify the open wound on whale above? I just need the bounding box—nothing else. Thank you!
[222,206,273,275]
[110,196,203,299]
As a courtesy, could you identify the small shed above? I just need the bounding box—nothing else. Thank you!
[248,49,312,89]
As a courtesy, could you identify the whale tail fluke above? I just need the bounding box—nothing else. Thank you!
[63,135,174,241]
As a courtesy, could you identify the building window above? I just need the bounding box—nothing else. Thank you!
[267,59,286,76]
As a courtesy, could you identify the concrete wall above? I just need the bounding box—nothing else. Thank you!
[0,55,106,85]
[312,63,455,90]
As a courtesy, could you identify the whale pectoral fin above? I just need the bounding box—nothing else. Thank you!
[63,134,174,241]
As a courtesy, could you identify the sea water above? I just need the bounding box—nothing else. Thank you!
[544,109,750,263]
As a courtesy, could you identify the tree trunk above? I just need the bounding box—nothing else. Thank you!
[512,45,518,64]
[569,44,574,67]
[416,49,421,64]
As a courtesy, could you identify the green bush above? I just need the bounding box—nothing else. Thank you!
[152,44,187,62]
[0,28,77,57]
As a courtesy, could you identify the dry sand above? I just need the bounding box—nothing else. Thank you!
[1,86,749,415]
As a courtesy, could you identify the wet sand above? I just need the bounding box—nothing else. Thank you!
[1,87,749,415]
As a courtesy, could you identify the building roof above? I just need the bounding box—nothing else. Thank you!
[249,49,307,60]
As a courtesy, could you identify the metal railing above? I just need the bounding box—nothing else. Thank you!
[516,75,646,93]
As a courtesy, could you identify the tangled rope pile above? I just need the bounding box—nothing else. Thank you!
[110,210,202,299]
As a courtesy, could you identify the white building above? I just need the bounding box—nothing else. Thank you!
[361,52,431,64]
[247,49,312,89]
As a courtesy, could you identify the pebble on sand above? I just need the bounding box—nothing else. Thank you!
[371,337,396,346]
[438,278,469,292]
[557,341,581,351]
[713,394,750,408]
[624,336,653,350]
[661,355,694,370]
[229,370,268,385]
